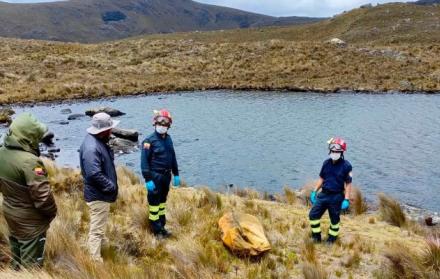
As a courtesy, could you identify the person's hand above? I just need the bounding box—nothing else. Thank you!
[310,191,317,205]
[145,181,156,192]
[173,176,180,187]
[341,199,350,210]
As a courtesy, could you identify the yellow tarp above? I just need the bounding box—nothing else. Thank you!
[218,212,271,256]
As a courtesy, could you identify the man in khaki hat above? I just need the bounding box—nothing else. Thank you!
[79,112,119,262]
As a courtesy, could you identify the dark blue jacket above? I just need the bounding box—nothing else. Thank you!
[140,132,179,182]
[319,158,352,194]
[79,134,118,203]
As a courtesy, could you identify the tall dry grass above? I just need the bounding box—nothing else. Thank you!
[1,33,439,105]
[0,161,433,278]
[379,236,440,279]
[378,193,407,227]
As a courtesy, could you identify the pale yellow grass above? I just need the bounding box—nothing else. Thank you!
[0,160,430,278]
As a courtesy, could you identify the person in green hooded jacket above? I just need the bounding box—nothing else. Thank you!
[0,113,57,269]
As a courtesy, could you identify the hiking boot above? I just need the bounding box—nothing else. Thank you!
[160,228,172,238]
[311,233,322,243]
[326,235,338,244]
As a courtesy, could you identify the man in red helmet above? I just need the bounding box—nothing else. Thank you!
[140,109,180,238]
[309,137,352,244]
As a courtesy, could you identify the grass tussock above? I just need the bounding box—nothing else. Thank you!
[377,235,440,278]
[423,236,440,274]
[378,193,407,227]
[283,186,297,205]
[302,261,328,279]
[350,186,368,216]
[0,161,431,278]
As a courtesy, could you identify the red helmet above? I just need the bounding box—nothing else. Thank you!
[153,109,173,126]
[328,137,347,152]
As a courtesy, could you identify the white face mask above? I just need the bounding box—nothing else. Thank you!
[155,125,168,134]
[330,152,341,161]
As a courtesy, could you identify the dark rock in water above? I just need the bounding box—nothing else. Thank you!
[50,120,69,125]
[0,107,15,116]
[39,132,60,161]
[47,147,61,153]
[41,131,55,146]
[85,107,126,117]
[112,127,139,142]
[0,107,15,125]
[425,217,435,226]
[68,113,86,120]
[109,137,138,154]
[61,108,72,115]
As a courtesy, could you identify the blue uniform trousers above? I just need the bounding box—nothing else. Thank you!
[147,172,171,234]
[309,192,344,241]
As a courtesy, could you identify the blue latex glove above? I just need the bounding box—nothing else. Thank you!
[310,191,317,205]
[341,199,350,210]
[145,181,156,192]
[173,176,181,187]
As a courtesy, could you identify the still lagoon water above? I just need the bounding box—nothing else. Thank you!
[2,91,440,212]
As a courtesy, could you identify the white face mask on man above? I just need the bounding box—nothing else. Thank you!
[155,125,168,134]
[329,152,341,161]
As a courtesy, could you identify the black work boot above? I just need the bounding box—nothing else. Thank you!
[150,221,163,237]
[160,227,172,238]
[311,233,322,243]
[326,235,338,244]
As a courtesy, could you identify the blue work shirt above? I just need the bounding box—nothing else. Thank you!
[140,131,179,182]
[319,158,352,193]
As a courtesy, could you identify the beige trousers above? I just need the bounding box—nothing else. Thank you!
[87,201,110,262]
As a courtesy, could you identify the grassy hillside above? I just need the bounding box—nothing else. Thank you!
[132,3,440,44]
[0,160,438,278]
[0,3,439,105]
[0,0,321,43]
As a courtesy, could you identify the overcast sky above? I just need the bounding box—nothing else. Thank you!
[2,0,416,17]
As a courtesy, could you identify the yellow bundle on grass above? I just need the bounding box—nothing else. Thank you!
[218,212,271,256]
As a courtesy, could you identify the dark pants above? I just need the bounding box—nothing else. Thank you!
[148,172,171,234]
[309,192,344,241]
[9,234,46,270]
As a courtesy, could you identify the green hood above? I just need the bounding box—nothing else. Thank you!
[3,113,47,155]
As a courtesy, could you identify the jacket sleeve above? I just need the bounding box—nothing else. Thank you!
[81,147,115,193]
[24,158,57,220]
[319,161,326,179]
[345,163,353,184]
[141,139,153,181]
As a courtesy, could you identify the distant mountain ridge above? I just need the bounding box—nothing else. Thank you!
[0,0,322,43]
[414,0,440,5]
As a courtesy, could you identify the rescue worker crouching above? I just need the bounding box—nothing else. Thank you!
[140,109,180,238]
[309,137,352,244]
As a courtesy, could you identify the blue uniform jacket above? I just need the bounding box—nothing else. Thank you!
[79,134,118,203]
[319,158,352,194]
[140,132,179,182]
